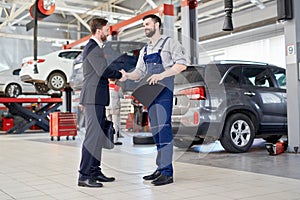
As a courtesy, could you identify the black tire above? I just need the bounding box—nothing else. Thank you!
[57,136,60,141]
[220,113,255,153]
[51,136,54,141]
[35,83,49,94]
[133,134,154,145]
[48,72,66,91]
[72,136,76,140]
[263,135,282,143]
[66,136,69,140]
[5,83,21,97]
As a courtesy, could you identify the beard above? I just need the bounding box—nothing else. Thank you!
[101,34,108,42]
[145,28,156,38]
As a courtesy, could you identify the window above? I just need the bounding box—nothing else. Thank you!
[243,67,274,88]
[223,67,240,85]
[175,66,204,85]
[271,68,286,89]
[59,51,81,59]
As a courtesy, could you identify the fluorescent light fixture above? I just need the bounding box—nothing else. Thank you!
[250,0,266,9]
[0,3,11,9]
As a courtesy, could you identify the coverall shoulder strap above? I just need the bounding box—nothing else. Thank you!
[143,45,148,54]
[158,36,170,52]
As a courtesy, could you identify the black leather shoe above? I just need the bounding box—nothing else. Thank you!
[143,170,161,180]
[151,174,173,186]
[78,179,103,187]
[114,141,122,145]
[95,172,115,182]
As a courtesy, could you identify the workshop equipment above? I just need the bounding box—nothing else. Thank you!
[50,112,77,141]
[265,141,287,155]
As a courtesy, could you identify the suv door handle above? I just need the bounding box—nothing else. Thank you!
[244,91,256,96]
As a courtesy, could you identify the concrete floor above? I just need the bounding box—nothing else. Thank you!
[178,138,300,180]
[0,130,300,200]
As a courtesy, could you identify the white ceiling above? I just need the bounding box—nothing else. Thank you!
[0,0,274,44]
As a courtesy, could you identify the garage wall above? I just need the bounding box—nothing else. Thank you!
[0,14,82,72]
[201,35,286,68]
[0,27,61,72]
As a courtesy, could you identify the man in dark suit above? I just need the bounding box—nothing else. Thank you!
[78,18,123,188]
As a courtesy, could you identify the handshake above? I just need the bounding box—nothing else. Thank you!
[119,69,128,82]
[118,69,163,85]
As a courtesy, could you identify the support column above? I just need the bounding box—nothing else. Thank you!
[181,0,198,65]
[161,4,174,38]
[284,0,300,153]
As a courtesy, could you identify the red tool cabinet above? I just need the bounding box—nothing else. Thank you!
[50,112,77,141]
[2,118,14,131]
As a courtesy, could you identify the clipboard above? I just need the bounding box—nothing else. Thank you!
[132,80,165,107]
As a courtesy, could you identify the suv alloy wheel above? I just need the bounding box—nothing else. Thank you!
[220,113,255,153]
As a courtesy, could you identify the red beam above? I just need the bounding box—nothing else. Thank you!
[0,98,62,103]
[63,34,91,49]
[63,4,173,49]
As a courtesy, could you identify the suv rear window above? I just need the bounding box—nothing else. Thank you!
[175,66,204,85]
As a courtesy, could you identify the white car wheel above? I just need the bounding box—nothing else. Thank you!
[5,83,21,97]
[48,72,66,91]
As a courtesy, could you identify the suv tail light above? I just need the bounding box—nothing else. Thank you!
[178,86,206,100]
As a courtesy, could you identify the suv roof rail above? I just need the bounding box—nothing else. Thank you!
[214,60,268,65]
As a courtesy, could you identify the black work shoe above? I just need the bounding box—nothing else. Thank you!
[151,174,173,186]
[143,170,161,180]
[78,179,103,187]
[95,172,115,182]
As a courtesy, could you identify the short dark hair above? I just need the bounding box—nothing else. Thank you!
[142,14,161,28]
[89,18,108,35]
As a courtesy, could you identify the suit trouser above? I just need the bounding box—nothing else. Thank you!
[79,104,105,180]
[148,88,174,177]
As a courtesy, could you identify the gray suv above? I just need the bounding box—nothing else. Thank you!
[172,60,287,153]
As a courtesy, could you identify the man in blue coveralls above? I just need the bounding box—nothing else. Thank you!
[120,14,187,186]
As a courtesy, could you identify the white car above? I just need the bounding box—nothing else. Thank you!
[0,68,36,97]
[20,49,82,93]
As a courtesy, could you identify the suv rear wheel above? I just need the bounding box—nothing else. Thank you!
[220,113,255,153]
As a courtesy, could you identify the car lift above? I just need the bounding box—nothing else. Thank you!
[0,97,62,134]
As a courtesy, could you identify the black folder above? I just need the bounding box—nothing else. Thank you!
[132,79,165,107]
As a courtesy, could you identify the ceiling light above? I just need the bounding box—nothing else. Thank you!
[0,3,11,9]
[250,0,266,9]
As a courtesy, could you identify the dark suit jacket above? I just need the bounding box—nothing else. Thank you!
[80,39,122,106]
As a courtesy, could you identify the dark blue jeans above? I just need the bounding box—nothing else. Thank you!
[148,88,174,177]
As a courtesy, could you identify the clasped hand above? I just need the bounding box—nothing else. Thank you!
[119,69,127,82]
